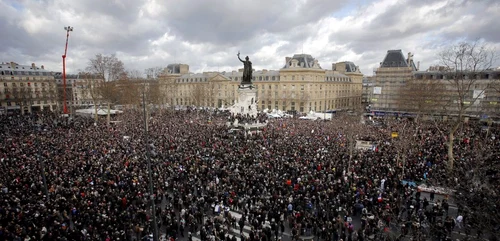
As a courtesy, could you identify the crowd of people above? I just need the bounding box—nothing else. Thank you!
[0,108,498,241]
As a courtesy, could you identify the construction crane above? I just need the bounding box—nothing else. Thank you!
[62,26,73,114]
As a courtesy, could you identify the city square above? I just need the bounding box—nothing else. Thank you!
[1,0,500,241]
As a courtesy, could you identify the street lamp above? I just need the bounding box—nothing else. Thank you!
[62,26,73,114]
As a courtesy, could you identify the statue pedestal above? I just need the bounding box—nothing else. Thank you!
[230,84,258,117]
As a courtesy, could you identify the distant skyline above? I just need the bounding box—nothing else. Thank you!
[1,0,499,76]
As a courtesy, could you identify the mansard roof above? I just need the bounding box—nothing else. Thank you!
[283,54,321,69]
[380,50,409,68]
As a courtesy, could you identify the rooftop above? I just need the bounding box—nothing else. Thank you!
[379,50,417,70]
[0,62,51,72]
[283,54,322,69]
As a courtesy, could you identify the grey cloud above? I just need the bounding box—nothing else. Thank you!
[160,0,345,45]
[328,0,500,74]
[2,0,500,77]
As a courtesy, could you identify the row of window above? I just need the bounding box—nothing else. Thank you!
[1,70,52,76]
[414,73,500,80]
[260,98,357,112]
[175,75,354,83]
[2,82,48,87]
[2,100,52,106]
[0,76,53,81]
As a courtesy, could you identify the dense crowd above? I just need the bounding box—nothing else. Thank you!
[0,109,498,241]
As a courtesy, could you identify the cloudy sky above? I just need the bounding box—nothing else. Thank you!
[1,0,499,76]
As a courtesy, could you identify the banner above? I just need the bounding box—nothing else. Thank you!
[473,90,485,99]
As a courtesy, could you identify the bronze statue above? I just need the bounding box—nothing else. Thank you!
[237,51,252,85]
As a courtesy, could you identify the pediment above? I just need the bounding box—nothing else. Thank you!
[209,73,230,82]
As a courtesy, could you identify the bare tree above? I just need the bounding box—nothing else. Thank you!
[79,72,104,121]
[144,67,165,110]
[86,54,125,82]
[205,82,220,108]
[438,40,498,170]
[189,84,207,107]
[144,67,163,80]
[398,75,448,120]
[156,69,181,109]
[86,54,126,124]
[299,91,311,113]
[280,88,294,111]
[18,84,33,114]
[118,70,144,108]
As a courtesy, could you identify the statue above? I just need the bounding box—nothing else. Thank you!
[237,51,253,85]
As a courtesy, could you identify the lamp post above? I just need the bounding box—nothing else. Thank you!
[142,83,159,241]
[62,26,73,114]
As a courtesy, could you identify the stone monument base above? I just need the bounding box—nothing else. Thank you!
[229,84,258,117]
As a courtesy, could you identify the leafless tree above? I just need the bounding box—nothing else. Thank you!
[144,67,166,110]
[398,75,448,121]
[86,54,125,82]
[279,88,294,111]
[79,72,104,121]
[189,84,207,107]
[144,67,163,80]
[299,91,311,112]
[205,82,220,108]
[438,40,498,170]
[17,85,33,114]
[86,54,126,124]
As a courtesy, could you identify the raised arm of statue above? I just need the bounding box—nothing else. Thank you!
[237,52,244,63]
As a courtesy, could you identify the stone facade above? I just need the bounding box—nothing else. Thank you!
[54,72,106,114]
[370,50,500,118]
[0,62,58,114]
[159,54,363,112]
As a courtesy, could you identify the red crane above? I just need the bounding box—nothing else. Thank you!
[62,26,73,114]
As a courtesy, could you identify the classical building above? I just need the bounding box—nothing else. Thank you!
[370,50,500,118]
[54,72,105,112]
[159,54,363,112]
[0,62,58,114]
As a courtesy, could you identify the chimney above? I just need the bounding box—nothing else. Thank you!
[417,61,420,71]
[332,63,336,71]
[31,63,35,68]
[41,65,44,70]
